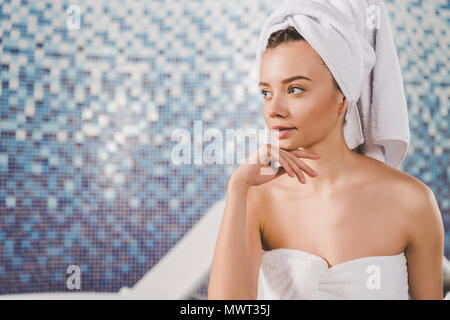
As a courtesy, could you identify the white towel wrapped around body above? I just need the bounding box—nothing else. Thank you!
[255,0,410,169]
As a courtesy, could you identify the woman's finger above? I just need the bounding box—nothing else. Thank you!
[282,151,306,183]
[286,150,319,177]
[276,153,296,178]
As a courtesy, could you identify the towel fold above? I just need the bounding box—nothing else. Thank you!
[255,0,410,168]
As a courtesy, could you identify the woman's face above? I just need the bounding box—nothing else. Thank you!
[259,40,347,151]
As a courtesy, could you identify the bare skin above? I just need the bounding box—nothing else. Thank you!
[257,155,410,258]
[208,40,444,300]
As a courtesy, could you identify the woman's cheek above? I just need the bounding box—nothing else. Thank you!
[295,103,330,136]
[291,101,319,127]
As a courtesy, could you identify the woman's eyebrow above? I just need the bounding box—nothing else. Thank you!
[259,75,312,87]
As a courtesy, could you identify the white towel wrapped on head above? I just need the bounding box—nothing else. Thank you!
[255,0,410,169]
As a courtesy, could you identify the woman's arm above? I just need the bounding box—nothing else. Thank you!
[405,184,445,299]
[207,145,320,299]
[208,175,261,299]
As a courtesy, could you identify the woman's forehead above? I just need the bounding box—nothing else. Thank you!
[259,42,328,85]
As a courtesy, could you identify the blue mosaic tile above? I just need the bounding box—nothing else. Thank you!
[0,0,448,299]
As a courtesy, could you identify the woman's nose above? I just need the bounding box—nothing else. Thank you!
[266,93,289,118]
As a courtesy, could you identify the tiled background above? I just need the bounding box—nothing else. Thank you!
[0,0,448,298]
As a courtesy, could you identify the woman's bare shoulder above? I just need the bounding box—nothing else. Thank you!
[369,158,444,254]
[245,181,277,234]
[361,156,435,216]
[362,155,430,193]
[246,182,272,212]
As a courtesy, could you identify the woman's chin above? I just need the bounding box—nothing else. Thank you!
[278,140,302,151]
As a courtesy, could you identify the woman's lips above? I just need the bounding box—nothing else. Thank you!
[272,128,296,138]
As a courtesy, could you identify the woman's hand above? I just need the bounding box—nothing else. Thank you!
[232,143,320,187]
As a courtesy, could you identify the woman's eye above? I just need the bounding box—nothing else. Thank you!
[260,90,272,98]
[260,87,302,99]
[289,86,303,94]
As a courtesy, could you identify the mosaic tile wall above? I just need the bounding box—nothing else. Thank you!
[0,0,448,297]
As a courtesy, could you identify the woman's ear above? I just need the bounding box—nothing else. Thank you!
[337,91,348,116]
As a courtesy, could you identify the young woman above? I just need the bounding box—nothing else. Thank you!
[208,26,444,300]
